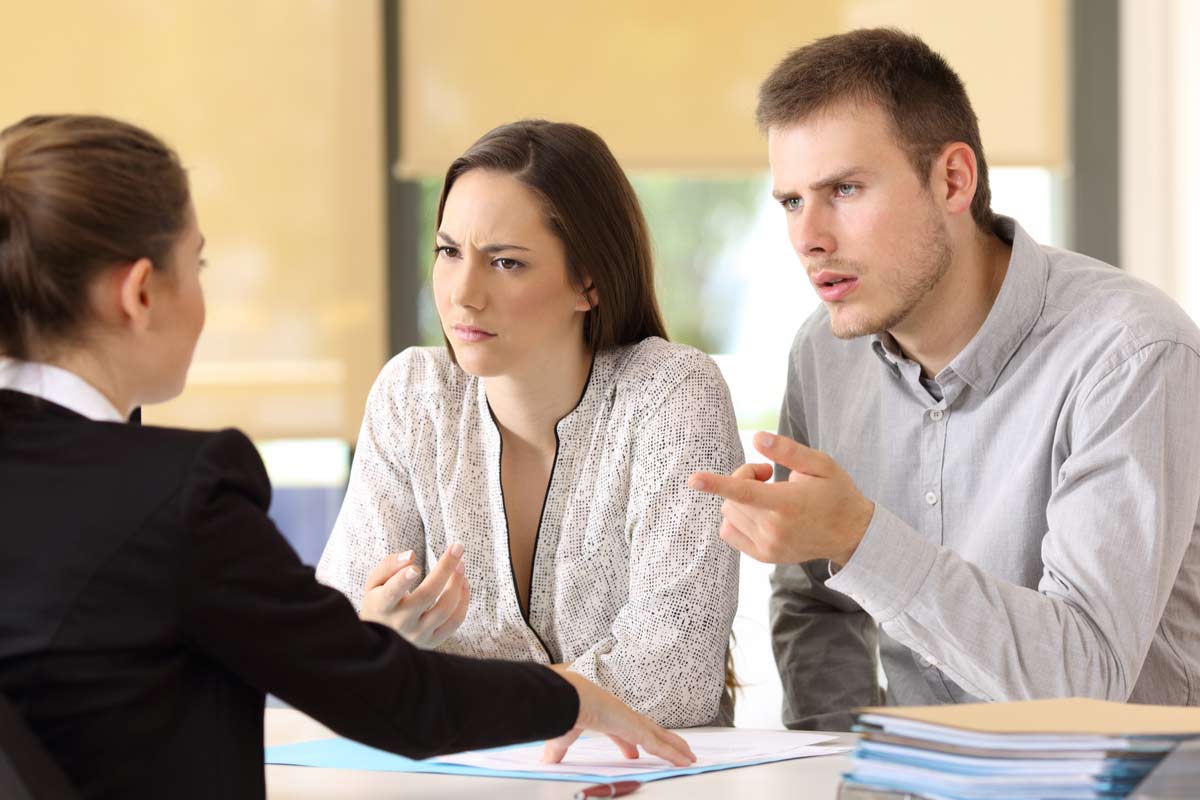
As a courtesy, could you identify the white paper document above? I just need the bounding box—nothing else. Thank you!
[439,730,849,778]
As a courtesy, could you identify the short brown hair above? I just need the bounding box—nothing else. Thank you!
[0,115,190,360]
[757,28,995,229]
[436,120,667,357]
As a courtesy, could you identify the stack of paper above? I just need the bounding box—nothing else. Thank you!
[841,698,1200,799]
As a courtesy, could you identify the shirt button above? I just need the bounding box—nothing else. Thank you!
[924,491,938,506]
[929,409,944,421]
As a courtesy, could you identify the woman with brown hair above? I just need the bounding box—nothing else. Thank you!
[317,120,743,730]
[0,114,693,800]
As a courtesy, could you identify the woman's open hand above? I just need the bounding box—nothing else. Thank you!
[359,544,471,649]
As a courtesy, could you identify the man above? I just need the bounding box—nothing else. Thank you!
[690,28,1200,730]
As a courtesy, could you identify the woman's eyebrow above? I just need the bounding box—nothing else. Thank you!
[479,243,531,254]
[436,231,532,254]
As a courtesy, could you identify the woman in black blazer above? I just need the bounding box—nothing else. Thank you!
[0,114,693,799]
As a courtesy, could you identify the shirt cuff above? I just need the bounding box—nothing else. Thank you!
[826,503,939,623]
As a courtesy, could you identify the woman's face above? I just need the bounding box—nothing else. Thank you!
[432,169,591,379]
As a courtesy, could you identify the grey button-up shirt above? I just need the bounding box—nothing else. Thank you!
[770,217,1200,730]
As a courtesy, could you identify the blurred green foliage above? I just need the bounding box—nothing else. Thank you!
[631,175,762,352]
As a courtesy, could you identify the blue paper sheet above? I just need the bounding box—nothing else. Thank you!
[265,736,827,783]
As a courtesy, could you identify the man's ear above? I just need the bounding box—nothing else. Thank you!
[576,281,599,313]
[936,141,979,218]
[116,258,156,333]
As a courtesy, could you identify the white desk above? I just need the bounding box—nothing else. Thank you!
[265,708,858,799]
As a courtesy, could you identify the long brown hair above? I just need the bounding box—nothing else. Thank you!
[0,114,190,360]
[436,120,667,355]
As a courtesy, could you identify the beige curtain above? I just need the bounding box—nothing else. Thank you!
[399,0,1065,177]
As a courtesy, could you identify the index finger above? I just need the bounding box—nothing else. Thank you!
[752,431,835,478]
[639,727,696,767]
[688,471,773,506]
[541,728,582,763]
[405,542,465,610]
[364,550,415,590]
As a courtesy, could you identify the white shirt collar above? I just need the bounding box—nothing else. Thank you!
[0,357,126,423]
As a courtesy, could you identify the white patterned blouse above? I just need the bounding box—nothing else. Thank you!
[316,337,743,727]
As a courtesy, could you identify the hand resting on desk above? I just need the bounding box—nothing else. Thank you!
[546,671,697,767]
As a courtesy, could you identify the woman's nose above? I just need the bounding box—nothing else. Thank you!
[450,258,487,310]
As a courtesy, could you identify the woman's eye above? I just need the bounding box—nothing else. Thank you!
[494,258,523,271]
[434,245,459,259]
[835,183,858,197]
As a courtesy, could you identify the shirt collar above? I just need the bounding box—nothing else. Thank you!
[870,216,1049,396]
[944,216,1048,393]
[0,358,125,422]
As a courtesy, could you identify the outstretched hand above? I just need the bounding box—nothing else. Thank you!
[689,431,874,566]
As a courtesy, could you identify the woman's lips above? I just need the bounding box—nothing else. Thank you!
[451,324,496,343]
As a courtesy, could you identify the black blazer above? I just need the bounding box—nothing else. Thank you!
[0,390,577,799]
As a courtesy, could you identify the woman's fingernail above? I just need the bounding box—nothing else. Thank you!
[455,561,465,575]
[450,542,464,558]
[398,550,413,563]
[405,567,419,580]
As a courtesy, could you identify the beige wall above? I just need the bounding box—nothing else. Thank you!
[1,0,386,441]
[400,0,1065,176]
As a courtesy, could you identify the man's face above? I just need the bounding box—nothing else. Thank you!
[768,101,952,340]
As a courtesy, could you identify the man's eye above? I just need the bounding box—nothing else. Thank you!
[835,184,858,197]
[782,197,802,212]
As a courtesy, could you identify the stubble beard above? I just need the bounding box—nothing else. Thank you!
[827,214,954,340]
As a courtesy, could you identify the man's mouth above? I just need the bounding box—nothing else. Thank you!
[812,274,860,302]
